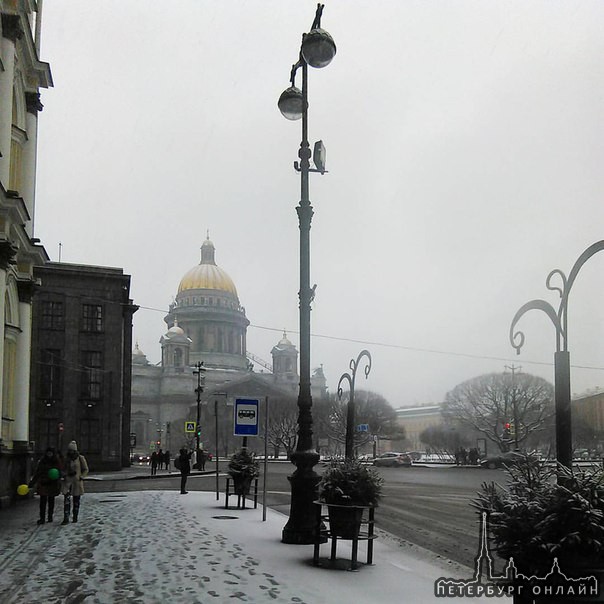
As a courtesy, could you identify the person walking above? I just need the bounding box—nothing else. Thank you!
[198,449,208,471]
[30,447,63,525]
[62,441,89,524]
[178,448,192,494]
[150,451,158,475]
[164,450,171,473]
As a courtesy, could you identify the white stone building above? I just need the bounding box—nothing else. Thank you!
[0,2,51,505]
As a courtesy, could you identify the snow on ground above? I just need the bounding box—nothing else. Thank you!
[0,490,496,603]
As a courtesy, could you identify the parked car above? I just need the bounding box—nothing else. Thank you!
[357,454,374,462]
[373,452,412,467]
[131,454,150,464]
[479,450,538,469]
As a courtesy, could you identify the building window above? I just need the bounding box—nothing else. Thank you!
[82,304,103,333]
[41,301,64,330]
[174,348,183,367]
[38,349,63,402]
[9,138,23,192]
[80,418,101,453]
[1,339,16,441]
[81,351,103,406]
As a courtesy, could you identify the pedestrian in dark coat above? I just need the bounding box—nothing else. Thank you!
[150,451,158,475]
[198,449,208,471]
[30,447,63,524]
[179,448,192,494]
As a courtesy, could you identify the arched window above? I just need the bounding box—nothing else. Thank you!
[174,348,183,366]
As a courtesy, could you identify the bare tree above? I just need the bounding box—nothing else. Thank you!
[319,390,402,453]
[419,425,472,457]
[266,397,298,458]
[443,372,554,452]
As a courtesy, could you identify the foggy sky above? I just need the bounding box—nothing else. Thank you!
[33,1,604,407]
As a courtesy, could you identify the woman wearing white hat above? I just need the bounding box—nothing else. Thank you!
[62,441,89,524]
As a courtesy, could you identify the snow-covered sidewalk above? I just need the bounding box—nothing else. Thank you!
[0,491,494,603]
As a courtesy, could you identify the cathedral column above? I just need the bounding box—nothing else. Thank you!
[22,93,44,235]
[0,15,22,186]
[0,243,16,436]
[13,280,35,444]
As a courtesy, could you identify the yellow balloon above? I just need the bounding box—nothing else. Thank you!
[17,484,29,496]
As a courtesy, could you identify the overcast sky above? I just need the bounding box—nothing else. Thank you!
[33,1,604,407]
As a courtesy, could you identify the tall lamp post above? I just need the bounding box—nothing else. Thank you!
[278,3,336,545]
[193,361,205,468]
[339,350,372,460]
[509,240,604,469]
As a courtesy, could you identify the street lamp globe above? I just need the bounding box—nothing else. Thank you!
[278,86,304,120]
[301,28,336,68]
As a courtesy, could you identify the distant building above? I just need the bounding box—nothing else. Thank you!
[130,237,327,455]
[395,404,444,451]
[0,4,52,505]
[30,262,137,470]
[572,390,604,453]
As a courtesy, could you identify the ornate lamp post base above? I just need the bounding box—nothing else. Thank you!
[282,450,321,544]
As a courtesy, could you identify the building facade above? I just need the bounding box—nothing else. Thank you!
[0,2,52,505]
[30,262,137,470]
[131,238,327,456]
[395,404,444,451]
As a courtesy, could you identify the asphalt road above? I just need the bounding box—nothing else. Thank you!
[86,461,509,569]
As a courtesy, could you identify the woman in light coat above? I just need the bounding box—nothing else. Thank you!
[62,440,89,524]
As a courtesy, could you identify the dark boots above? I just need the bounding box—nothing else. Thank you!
[48,496,55,522]
[61,494,81,524]
[62,494,70,524]
[72,496,80,523]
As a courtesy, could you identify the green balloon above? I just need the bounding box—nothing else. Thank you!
[48,467,60,480]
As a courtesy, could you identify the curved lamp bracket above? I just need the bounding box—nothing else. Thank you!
[509,299,562,354]
[509,240,604,355]
[337,349,372,401]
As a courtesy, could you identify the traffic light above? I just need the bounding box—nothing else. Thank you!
[196,426,201,438]
[503,423,511,438]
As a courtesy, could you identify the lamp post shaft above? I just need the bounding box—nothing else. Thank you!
[345,387,356,460]
[296,60,314,453]
[554,351,572,468]
[282,58,321,546]
[194,361,204,467]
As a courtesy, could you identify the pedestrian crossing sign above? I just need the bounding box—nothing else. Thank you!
[185,421,196,433]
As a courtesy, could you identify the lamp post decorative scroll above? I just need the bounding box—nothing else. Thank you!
[278,3,336,545]
[338,350,372,460]
[509,240,604,469]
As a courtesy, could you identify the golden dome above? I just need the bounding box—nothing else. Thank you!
[177,238,238,297]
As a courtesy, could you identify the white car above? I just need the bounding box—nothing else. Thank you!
[373,452,412,467]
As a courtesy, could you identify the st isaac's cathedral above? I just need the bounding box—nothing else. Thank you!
[130,237,327,454]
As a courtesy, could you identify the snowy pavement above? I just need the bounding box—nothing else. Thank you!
[0,490,496,603]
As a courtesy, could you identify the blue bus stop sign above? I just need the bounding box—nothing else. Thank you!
[234,398,259,436]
